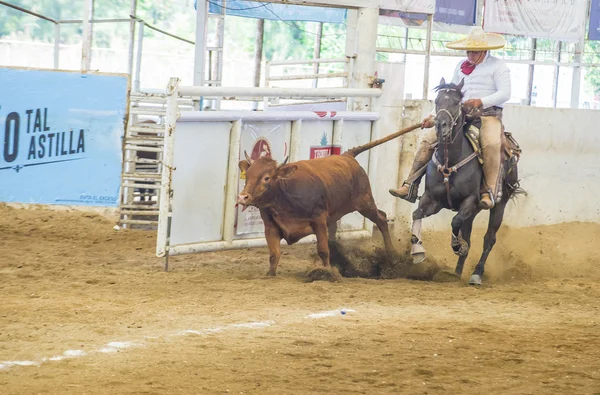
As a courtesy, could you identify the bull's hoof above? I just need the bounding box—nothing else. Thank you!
[469,274,482,286]
[266,270,277,277]
[411,252,426,265]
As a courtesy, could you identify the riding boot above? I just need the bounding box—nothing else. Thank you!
[480,116,503,210]
[389,130,436,202]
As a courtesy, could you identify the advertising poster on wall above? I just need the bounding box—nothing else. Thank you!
[234,122,291,237]
[0,67,128,207]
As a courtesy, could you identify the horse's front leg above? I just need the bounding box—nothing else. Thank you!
[411,192,442,264]
[450,195,479,257]
[469,199,508,286]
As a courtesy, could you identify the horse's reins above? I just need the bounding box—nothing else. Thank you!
[432,92,480,209]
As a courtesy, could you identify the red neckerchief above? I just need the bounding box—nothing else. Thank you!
[461,60,476,75]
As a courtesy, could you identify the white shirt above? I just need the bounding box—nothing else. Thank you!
[450,53,511,109]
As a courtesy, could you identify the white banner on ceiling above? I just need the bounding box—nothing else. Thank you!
[483,0,588,42]
[379,0,435,14]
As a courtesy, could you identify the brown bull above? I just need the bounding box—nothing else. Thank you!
[237,123,421,276]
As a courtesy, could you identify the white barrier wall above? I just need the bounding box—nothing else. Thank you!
[395,101,600,231]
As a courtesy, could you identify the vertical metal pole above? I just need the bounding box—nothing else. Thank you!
[313,22,323,88]
[127,0,138,79]
[254,20,265,88]
[134,21,144,92]
[525,38,537,106]
[552,41,562,108]
[289,120,303,162]
[157,77,179,260]
[344,9,358,87]
[215,0,226,110]
[222,120,242,246]
[402,27,408,63]
[571,43,583,109]
[194,0,208,87]
[571,37,585,109]
[263,61,270,110]
[53,23,60,69]
[344,9,358,108]
[193,0,208,110]
[571,0,590,109]
[422,14,433,100]
[81,0,93,72]
[255,19,265,110]
[352,7,378,111]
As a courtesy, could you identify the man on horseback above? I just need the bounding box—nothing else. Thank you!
[389,26,511,210]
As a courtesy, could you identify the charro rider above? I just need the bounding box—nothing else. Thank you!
[389,26,511,209]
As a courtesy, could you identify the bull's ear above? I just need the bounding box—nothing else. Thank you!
[238,160,251,172]
[276,164,298,180]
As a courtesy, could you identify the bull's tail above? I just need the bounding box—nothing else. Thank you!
[343,123,422,158]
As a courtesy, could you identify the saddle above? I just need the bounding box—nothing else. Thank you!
[407,116,522,202]
[430,117,522,166]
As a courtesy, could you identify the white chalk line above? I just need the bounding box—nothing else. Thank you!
[0,307,355,372]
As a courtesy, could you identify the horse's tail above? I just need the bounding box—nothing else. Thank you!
[508,180,527,202]
[344,123,422,158]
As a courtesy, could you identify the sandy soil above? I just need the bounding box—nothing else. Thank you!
[1,204,599,394]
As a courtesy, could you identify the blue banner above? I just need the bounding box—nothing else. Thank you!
[0,68,128,207]
[380,0,476,26]
[434,0,477,25]
[590,0,600,40]
[197,0,346,23]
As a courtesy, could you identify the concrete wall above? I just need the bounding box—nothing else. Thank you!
[392,101,600,232]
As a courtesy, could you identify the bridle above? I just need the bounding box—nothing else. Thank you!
[432,87,479,209]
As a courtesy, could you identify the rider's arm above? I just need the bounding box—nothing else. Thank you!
[480,62,511,109]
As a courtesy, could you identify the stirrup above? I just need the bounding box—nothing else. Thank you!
[392,181,418,203]
[480,189,496,209]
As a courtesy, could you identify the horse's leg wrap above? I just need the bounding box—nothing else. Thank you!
[480,116,503,203]
[411,218,426,258]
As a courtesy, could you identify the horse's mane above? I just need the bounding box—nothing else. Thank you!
[433,82,462,93]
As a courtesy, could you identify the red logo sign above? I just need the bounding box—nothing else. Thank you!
[310,145,342,159]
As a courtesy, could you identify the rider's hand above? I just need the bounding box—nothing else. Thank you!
[421,115,435,129]
[463,98,483,109]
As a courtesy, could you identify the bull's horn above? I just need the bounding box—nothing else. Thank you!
[281,156,289,165]
[244,150,253,163]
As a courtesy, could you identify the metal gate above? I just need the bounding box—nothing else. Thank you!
[156,78,384,258]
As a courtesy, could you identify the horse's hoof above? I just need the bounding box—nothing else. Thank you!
[412,252,426,265]
[469,274,482,286]
[266,270,277,277]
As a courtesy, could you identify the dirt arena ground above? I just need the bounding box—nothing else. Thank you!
[1,204,599,394]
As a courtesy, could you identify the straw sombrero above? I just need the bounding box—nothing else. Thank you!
[446,27,506,51]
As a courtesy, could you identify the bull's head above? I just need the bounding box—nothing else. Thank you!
[237,151,294,208]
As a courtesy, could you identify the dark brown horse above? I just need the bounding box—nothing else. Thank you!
[409,78,523,285]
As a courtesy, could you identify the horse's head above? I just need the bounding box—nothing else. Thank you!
[433,77,465,141]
